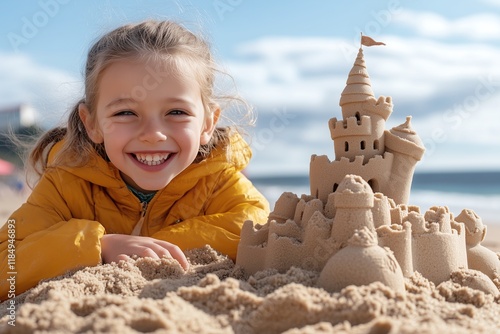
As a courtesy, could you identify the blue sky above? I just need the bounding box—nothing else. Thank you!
[1,0,500,175]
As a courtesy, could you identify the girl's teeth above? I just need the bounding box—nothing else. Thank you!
[135,153,170,166]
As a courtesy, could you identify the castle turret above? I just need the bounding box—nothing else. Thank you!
[339,48,375,107]
[384,116,425,204]
[330,48,392,164]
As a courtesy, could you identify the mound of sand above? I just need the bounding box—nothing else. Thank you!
[1,245,499,333]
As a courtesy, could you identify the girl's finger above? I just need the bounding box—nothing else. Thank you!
[116,254,132,262]
[153,240,190,270]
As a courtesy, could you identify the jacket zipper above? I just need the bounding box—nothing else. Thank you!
[141,201,148,217]
[131,201,148,236]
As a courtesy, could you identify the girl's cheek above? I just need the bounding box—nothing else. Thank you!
[99,119,119,136]
[102,121,136,136]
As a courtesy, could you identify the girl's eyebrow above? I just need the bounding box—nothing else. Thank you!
[164,97,197,109]
[105,97,197,110]
[105,98,136,109]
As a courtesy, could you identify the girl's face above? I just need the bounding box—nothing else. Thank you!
[80,59,217,192]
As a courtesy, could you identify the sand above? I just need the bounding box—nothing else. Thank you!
[0,245,499,333]
[1,186,500,333]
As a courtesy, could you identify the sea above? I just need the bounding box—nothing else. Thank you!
[249,171,500,225]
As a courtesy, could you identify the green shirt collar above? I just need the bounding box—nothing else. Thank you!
[126,184,157,203]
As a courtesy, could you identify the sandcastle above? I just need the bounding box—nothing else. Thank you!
[237,42,500,295]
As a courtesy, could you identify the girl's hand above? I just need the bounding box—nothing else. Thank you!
[100,234,189,270]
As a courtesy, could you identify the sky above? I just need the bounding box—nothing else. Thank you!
[1,0,500,176]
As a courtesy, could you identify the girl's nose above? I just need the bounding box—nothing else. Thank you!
[138,118,167,143]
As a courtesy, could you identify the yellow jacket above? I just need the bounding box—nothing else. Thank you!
[0,133,269,300]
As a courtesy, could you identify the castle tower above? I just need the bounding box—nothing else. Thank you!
[330,175,375,248]
[330,48,393,164]
[384,116,425,204]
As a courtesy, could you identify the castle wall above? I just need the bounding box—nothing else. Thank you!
[301,211,337,271]
[236,221,270,274]
[331,207,375,249]
[377,222,414,277]
[268,192,300,224]
[265,233,304,272]
[236,207,337,275]
[412,229,466,285]
[451,221,468,269]
[403,208,468,285]
[372,193,392,228]
[310,152,393,203]
[299,199,324,226]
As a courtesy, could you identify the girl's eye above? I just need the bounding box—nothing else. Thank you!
[168,109,188,116]
[114,110,136,116]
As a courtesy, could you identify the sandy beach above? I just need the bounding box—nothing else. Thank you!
[1,189,500,333]
[0,245,499,333]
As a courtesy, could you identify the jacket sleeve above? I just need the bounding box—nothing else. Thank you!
[151,171,269,261]
[0,170,105,301]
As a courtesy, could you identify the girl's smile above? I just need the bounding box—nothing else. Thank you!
[133,152,172,166]
[128,151,176,172]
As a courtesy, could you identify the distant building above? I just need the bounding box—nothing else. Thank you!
[0,104,37,131]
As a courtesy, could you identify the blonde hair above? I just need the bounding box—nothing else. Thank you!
[28,20,247,183]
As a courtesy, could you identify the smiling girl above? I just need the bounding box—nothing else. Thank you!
[0,20,269,300]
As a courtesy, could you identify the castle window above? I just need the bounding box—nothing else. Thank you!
[333,183,338,192]
[373,140,379,150]
[344,141,349,152]
[360,141,365,150]
[368,179,379,192]
[355,112,361,124]
[315,188,319,199]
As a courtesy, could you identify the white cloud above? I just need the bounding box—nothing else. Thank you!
[2,33,499,175]
[0,52,82,128]
[224,37,352,111]
[227,35,500,174]
[481,0,500,7]
[226,35,500,116]
[394,10,500,40]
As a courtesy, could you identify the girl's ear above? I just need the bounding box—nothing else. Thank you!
[78,103,104,143]
[200,106,221,145]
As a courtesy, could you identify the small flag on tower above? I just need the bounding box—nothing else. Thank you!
[361,34,386,47]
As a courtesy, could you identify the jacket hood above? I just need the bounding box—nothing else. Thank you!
[47,131,252,190]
